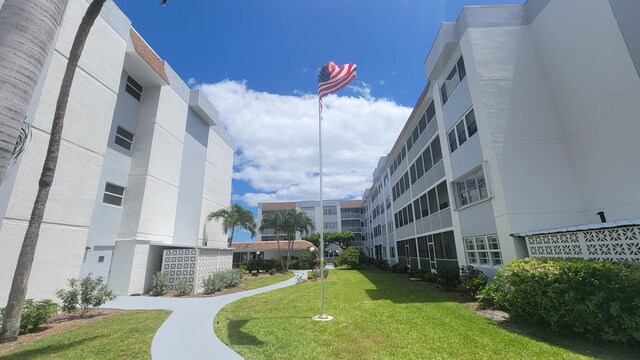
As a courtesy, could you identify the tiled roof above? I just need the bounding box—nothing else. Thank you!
[261,202,296,211]
[232,240,314,252]
[130,28,169,83]
[340,200,364,208]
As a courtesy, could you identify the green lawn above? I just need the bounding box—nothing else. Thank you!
[239,272,295,291]
[1,310,170,360]
[215,269,610,360]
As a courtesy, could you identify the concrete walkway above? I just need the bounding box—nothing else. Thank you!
[103,270,308,360]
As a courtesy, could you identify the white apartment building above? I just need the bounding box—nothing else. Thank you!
[257,200,365,252]
[363,0,640,276]
[0,0,234,302]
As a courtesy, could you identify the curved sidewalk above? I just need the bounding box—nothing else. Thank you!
[103,270,308,360]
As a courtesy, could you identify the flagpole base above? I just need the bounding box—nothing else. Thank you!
[312,314,333,322]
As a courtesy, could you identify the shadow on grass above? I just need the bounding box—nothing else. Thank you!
[224,316,309,347]
[226,320,263,346]
[0,336,100,360]
[357,268,459,304]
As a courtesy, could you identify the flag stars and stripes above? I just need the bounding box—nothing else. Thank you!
[317,61,357,104]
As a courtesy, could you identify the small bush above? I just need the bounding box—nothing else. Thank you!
[56,276,115,318]
[288,259,300,270]
[476,280,506,310]
[436,265,461,291]
[423,271,439,283]
[298,250,319,269]
[0,299,59,335]
[268,268,277,275]
[499,258,640,343]
[364,257,377,267]
[202,269,243,294]
[460,265,488,297]
[375,259,390,271]
[308,267,330,280]
[175,279,192,296]
[390,262,409,274]
[336,247,367,269]
[202,273,225,294]
[242,259,282,272]
[151,271,170,296]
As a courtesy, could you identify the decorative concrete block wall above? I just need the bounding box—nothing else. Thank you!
[526,226,640,262]
[161,248,233,292]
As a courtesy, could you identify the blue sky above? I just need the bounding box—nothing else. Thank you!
[113,0,522,241]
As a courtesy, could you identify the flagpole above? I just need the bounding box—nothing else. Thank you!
[313,100,331,322]
[318,101,327,319]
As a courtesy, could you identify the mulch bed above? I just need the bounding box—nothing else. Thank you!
[0,309,125,355]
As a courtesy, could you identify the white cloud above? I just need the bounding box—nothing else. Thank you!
[377,80,386,85]
[186,77,197,87]
[199,80,411,206]
[347,81,373,101]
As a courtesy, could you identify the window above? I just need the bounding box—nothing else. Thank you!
[431,136,442,164]
[437,182,449,210]
[390,246,395,258]
[103,182,125,206]
[426,101,436,123]
[428,188,438,215]
[465,235,502,266]
[323,207,337,216]
[98,256,105,263]
[125,76,143,101]
[114,126,134,150]
[440,55,466,105]
[448,109,476,153]
[454,167,489,208]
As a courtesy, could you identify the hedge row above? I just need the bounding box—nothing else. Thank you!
[497,258,640,343]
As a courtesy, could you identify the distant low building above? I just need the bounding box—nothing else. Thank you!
[257,200,365,255]
[231,240,314,268]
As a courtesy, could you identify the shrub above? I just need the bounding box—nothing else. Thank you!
[298,250,319,269]
[375,259,390,271]
[423,271,439,283]
[499,258,640,343]
[336,247,367,269]
[242,259,282,272]
[308,267,330,280]
[390,262,409,274]
[364,257,377,267]
[56,276,115,318]
[0,299,59,335]
[476,280,506,310]
[460,265,488,297]
[269,268,277,275]
[288,259,300,270]
[202,273,225,294]
[175,279,192,296]
[202,269,244,294]
[436,265,461,291]
[151,271,170,296]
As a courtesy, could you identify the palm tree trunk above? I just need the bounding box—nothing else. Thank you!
[0,0,67,185]
[227,227,235,247]
[285,236,293,271]
[0,0,105,343]
[275,233,285,272]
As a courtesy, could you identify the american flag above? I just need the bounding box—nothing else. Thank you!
[318,61,357,104]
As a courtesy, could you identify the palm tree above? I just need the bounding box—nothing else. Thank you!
[282,210,314,271]
[259,212,286,271]
[207,204,257,247]
[0,0,107,343]
[0,0,68,185]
